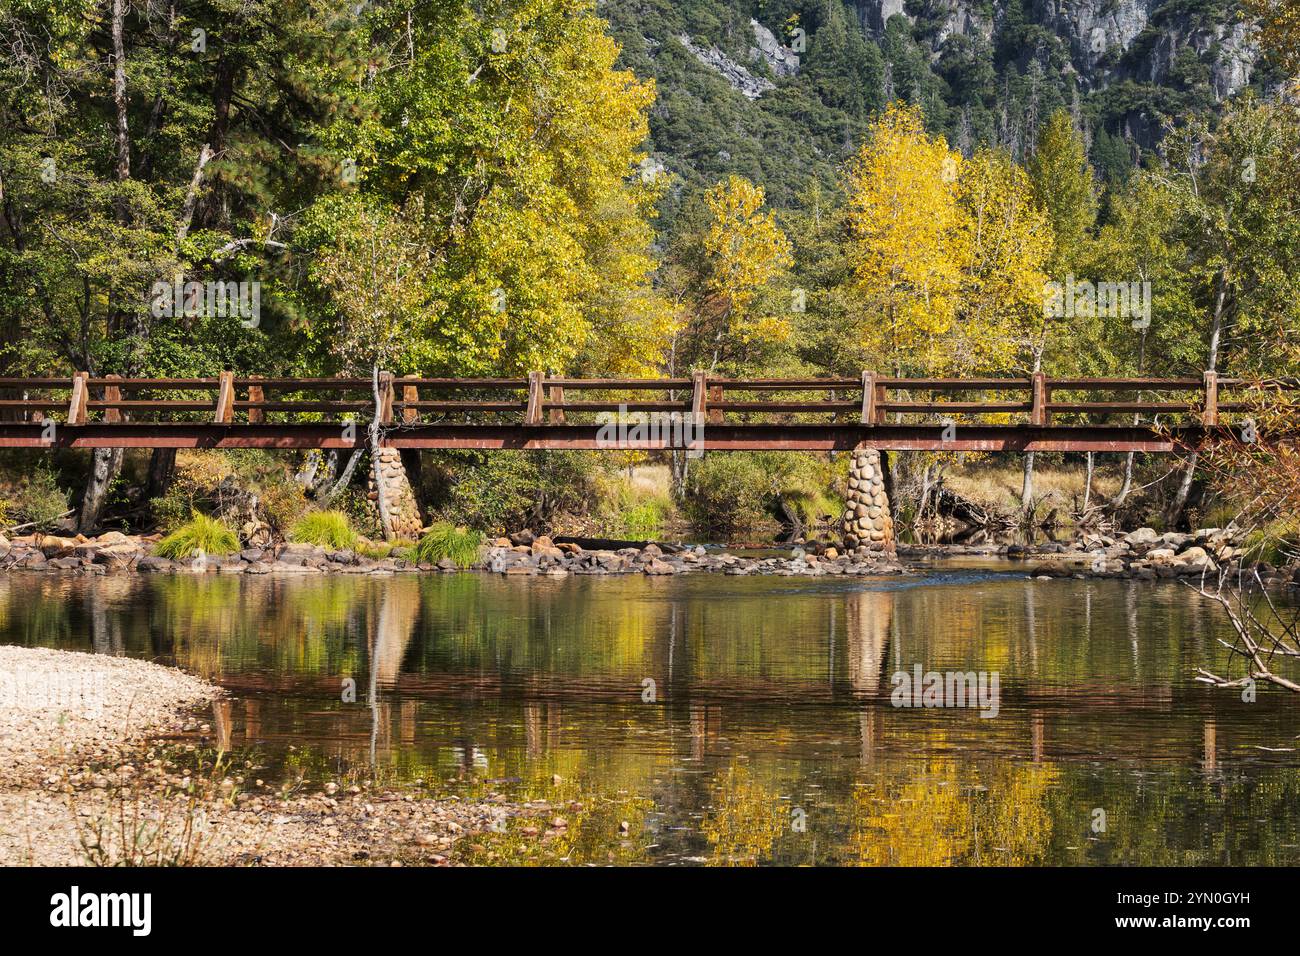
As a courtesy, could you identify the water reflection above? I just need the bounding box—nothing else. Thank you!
[2,570,1300,865]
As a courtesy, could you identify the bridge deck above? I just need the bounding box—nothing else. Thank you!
[0,371,1285,452]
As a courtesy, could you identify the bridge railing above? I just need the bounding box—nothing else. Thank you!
[0,371,1288,429]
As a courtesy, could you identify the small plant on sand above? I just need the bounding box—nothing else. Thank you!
[413,522,483,568]
[155,512,239,559]
[288,510,358,550]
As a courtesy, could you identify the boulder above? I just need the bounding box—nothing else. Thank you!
[1124,527,1160,547]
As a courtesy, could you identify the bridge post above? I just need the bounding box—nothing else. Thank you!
[1030,373,1049,427]
[400,376,420,424]
[526,371,544,425]
[548,384,566,424]
[843,447,895,556]
[67,372,89,425]
[214,371,236,423]
[378,371,395,423]
[103,374,123,423]
[691,370,707,423]
[247,375,264,423]
[1201,370,1218,427]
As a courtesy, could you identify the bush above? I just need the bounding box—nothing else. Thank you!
[413,522,483,568]
[425,450,601,532]
[288,510,358,550]
[155,512,240,559]
[14,466,71,532]
[683,452,839,538]
[594,466,676,539]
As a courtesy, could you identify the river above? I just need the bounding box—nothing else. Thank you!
[3,563,1298,865]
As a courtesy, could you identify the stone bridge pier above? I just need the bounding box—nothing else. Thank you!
[369,447,423,540]
[843,448,895,555]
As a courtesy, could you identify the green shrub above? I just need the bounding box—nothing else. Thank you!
[787,489,843,528]
[683,452,840,538]
[594,467,676,539]
[1241,516,1300,567]
[425,450,601,532]
[619,499,669,539]
[356,539,416,561]
[413,522,483,568]
[682,454,779,535]
[288,510,358,550]
[15,467,71,532]
[155,512,240,559]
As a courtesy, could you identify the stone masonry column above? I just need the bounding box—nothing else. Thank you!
[368,447,423,540]
[843,447,895,555]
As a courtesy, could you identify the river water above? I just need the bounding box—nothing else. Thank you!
[3,563,1299,865]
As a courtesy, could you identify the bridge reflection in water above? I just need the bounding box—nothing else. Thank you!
[5,570,1297,865]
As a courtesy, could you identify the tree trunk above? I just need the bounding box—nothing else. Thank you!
[1166,450,1199,530]
[369,365,394,540]
[1113,451,1135,507]
[1167,269,1227,529]
[1020,451,1036,519]
[145,448,177,499]
[81,0,133,534]
[78,448,124,533]
[1082,452,1094,513]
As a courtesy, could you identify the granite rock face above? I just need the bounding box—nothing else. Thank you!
[848,0,1258,103]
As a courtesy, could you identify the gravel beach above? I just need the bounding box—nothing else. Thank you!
[0,645,532,866]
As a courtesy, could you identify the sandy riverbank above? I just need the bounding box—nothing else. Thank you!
[0,646,542,866]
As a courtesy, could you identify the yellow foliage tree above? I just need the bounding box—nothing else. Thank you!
[845,104,966,376]
[958,150,1054,373]
[1243,0,1300,77]
[698,175,794,369]
[845,105,1052,379]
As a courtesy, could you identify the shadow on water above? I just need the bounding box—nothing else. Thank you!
[2,569,1299,865]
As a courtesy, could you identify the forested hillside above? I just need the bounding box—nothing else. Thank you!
[604,0,1272,213]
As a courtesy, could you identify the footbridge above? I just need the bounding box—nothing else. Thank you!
[0,371,1287,452]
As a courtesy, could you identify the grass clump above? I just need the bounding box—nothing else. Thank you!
[288,510,358,550]
[155,512,239,559]
[413,522,483,568]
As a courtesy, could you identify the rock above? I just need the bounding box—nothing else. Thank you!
[136,556,174,572]
[38,536,78,558]
[644,558,676,575]
[93,542,140,570]
[1124,527,1160,547]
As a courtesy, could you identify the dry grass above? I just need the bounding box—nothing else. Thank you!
[944,463,1122,513]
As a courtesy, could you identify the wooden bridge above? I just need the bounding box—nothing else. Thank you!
[0,370,1285,453]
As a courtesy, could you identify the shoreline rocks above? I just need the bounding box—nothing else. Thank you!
[3,525,1294,586]
[905,526,1300,588]
[0,529,908,578]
